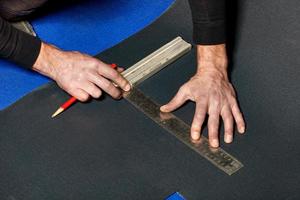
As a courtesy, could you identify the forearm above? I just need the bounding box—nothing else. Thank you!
[0,16,41,68]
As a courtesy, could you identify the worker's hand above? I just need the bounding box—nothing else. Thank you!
[33,42,131,101]
[160,44,245,147]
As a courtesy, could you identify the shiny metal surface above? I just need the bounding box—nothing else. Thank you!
[124,88,243,175]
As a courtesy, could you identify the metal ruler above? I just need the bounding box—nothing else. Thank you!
[124,88,243,175]
[123,37,243,175]
[121,37,192,86]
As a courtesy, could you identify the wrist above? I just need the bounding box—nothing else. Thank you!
[32,42,59,80]
[196,44,228,70]
[196,44,228,79]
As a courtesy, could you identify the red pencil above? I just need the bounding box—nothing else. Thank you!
[51,63,118,118]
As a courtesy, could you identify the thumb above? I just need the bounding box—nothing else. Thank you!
[160,88,187,112]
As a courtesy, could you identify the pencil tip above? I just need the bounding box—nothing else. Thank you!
[51,107,64,118]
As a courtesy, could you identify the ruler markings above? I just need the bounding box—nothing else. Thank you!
[116,37,243,175]
[124,88,243,175]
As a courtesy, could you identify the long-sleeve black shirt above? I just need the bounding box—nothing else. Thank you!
[188,0,226,45]
[0,17,41,68]
[0,0,225,69]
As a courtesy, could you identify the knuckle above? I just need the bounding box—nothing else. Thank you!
[234,108,243,117]
[237,118,245,125]
[87,59,99,68]
[209,126,218,134]
[227,116,234,123]
[208,120,218,129]
[226,130,233,135]
[225,126,233,133]
[82,70,91,77]
[209,132,218,139]
[195,110,206,119]
[106,82,116,91]
[229,96,237,105]
[235,117,245,127]
[70,83,78,91]
[110,70,120,79]
[118,77,127,87]
[230,91,237,98]
[223,111,233,120]
[93,60,101,67]
[91,62,100,70]
[230,102,238,111]
[66,79,76,88]
[99,79,110,90]
[196,97,206,105]
[65,84,75,93]
[191,124,201,132]
[210,99,220,107]
[208,107,219,116]
[179,85,188,93]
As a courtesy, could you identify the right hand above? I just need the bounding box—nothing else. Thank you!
[33,42,131,101]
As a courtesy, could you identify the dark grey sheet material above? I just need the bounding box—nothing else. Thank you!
[0,0,300,199]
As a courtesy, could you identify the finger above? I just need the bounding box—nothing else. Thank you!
[97,62,131,92]
[117,67,124,73]
[208,106,220,148]
[190,101,207,141]
[221,106,234,143]
[231,99,246,134]
[88,73,121,99]
[160,87,188,112]
[69,88,90,102]
[80,81,102,99]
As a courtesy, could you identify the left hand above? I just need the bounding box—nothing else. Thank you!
[160,45,245,148]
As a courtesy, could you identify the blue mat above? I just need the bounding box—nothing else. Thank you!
[166,192,186,200]
[0,0,174,110]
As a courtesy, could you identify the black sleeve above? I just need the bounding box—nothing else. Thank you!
[188,0,226,45]
[0,16,41,69]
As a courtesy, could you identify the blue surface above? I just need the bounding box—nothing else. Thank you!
[166,192,186,200]
[0,0,174,110]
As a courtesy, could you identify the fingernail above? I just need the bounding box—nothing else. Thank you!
[191,132,200,140]
[124,84,131,92]
[160,106,167,112]
[211,139,219,148]
[239,126,245,134]
[225,135,233,143]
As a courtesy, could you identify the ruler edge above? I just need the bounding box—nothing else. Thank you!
[124,88,244,176]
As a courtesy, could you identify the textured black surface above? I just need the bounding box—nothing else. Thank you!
[1,0,300,199]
